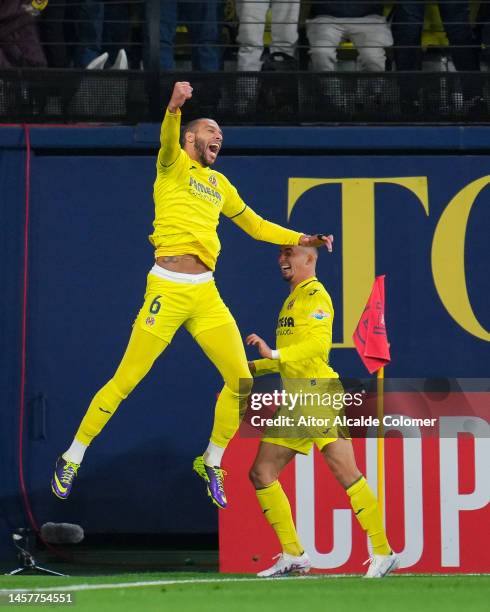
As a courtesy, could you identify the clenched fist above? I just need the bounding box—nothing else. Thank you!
[168,82,193,113]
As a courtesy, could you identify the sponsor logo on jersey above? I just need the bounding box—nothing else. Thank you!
[145,316,155,326]
[287,299,295,310]
[278,316,295,328]
[310,308,330,320]
[309,289,320,296]
[208,174,218,187]
[189,176,222,202]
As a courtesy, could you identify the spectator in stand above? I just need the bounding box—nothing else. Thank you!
[235,0,300,71]
[392,2,480,75]
[392,1,481,108]
[306,2,393,71]
[0,0,47,67]
[82,0,133,69]
[155,1,221,70]
[474,1,490,65]
[40,0,98,67]
[38,0,64,67]
[40,0,130,69]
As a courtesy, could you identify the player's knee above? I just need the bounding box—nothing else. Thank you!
[249,464,277,489]
[102,378,127,402]
[240,374,253,396]
[111,371,143,397]
[225,374,253,397]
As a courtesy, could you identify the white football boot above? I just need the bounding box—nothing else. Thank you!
[257,552,312,578]
[364,552,399,578]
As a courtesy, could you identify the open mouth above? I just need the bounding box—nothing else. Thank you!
[281,265,292,273]
[208,143,220,155]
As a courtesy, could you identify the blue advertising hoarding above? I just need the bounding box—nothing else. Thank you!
[0,132,488,555]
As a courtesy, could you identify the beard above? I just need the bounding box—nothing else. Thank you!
[194,137,210,168]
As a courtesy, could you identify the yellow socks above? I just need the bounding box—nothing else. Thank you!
[73,325,168,446]
[74,379,126,445]
[347,476,391,555]
[256,480,303,557]
[209,384,243,448]
[195,322,253,450]
[256,476,390,558]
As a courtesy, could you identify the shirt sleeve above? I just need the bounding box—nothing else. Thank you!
[252,358,280,377]
[222,186,303,245]
[157,108,182,169]
[278,294,333,363]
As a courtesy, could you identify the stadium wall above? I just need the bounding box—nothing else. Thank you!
[0,125,488,566]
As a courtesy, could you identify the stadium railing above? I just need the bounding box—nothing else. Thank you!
[1,69,489,124]
[0,0,488,124]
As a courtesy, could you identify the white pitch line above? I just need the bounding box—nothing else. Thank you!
[0,575,343,594]
[0,573,487,595]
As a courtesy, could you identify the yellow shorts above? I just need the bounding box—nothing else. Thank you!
[262,432,349,455]
[261,378,351,455]
[134,266,235,343]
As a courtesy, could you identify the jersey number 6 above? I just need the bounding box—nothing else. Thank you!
[149,295,163,314]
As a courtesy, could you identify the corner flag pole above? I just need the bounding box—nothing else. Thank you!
[376,366,385,523]
[352,275,390,525]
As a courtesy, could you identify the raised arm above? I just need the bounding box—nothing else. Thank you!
[158,81,193,168]
[230,204,303,246]
[234,206,334,251]
[223,191,333,251]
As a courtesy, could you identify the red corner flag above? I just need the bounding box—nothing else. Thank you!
[353,275,391,374]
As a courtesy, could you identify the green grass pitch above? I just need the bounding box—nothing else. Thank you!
[0,573,488,612]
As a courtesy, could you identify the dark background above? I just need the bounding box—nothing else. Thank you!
[0,127,489,564]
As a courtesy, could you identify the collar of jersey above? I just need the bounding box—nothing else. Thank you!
[184,148,205,169]
[298,276,317,289]
[291,277,317,295]
[189,159,204,169]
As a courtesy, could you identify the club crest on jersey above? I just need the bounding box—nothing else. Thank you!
[145,316,155,326]
[208,174,218,187]
[310,309,330,320]
[287,299,295,310]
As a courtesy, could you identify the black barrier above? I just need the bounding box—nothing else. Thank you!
[1,70,489,124]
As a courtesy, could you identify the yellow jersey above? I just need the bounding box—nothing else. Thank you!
[149,109,303,270]
[254,276,338,380]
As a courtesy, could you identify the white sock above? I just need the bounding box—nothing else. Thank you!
[62,439,87,465]
[203,442,225,467]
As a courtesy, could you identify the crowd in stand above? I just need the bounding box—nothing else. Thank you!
[1,0,489,75]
